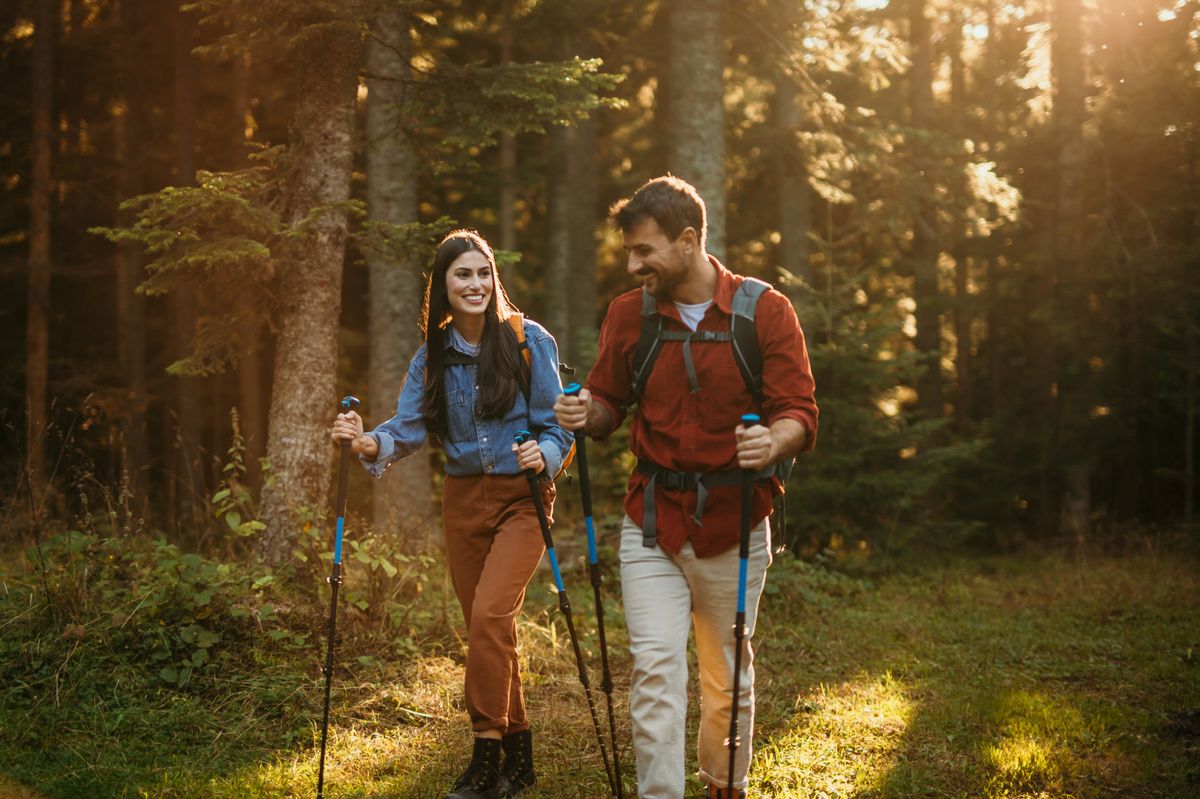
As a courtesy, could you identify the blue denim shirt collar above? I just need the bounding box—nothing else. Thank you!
[360,319,571,481]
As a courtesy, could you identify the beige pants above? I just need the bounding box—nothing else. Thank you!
[619,514,771,798]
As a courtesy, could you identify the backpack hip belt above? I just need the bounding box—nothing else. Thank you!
[635,458,772,549]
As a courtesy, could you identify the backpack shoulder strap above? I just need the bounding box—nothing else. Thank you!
[731,277,770,408]
[628,289,663,407]
[730,278,796,508]
[506,314,532,398]
[506,314,578,480]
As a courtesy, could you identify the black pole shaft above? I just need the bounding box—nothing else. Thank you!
[515,432,617,796]
[317,438,352,798]
[727,464,754,792]
[575,433,625,799]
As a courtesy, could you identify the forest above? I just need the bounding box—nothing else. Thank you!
[1,0,1197,797]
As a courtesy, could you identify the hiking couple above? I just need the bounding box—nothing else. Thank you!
[331,176,819,799]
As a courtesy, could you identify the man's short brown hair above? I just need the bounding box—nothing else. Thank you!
[609,175,707,248]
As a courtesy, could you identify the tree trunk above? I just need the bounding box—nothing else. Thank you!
[115,0,149,506]
[168,1,202,533]
[775,73,813,295]
[667,0,725,260]
[1048,0,1089,535]
[228,46,267,489]
[25,0,54,513]
[909,0,943,420]
[1185,323,1196,526]
[567,113,599,372]
[983,0,1002,420]
[258,24,362,563]
[950,20,973,434]
[498,1,517,254]
[544,124,571,347]
[237,331,267,487]
[365,11,434,548]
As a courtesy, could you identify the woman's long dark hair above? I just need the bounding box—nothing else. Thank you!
[419,230,526,444]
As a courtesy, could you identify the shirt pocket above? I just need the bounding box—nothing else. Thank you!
[445,388,476,444]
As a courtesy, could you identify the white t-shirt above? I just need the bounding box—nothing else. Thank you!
[674,300,712,332]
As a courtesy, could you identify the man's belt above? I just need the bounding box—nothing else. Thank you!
[635,458,772,548]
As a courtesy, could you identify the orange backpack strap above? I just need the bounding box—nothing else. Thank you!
[507,313,577,480]
[507,313,532,394]
[507,314,531,367]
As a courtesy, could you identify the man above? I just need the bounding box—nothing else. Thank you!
[554,176,818,799]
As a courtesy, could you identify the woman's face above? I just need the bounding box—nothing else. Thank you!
[444,249,494,319]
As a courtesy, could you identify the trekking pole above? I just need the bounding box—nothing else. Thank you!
[514,430,618,798]
[562,384,625,799]
[317,394,359,799]
[726,412,760,794]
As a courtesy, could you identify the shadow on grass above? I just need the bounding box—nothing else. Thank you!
[747,551,1200,799]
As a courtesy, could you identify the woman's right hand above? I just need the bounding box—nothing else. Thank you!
[332,411,377,457]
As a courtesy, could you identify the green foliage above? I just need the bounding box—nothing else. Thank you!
[353,216,457,268]
[4,532,1196,797]
[16,529,292,690]
[786,266,988,552]
[210,408,267,540]
[184,0,369,59]
[406,57,626,171]
[762,556,872,610]
[90,147,290,376]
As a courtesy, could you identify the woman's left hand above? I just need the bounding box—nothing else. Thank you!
[513,438,545,474]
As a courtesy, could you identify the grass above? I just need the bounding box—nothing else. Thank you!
[1,539,1197,798]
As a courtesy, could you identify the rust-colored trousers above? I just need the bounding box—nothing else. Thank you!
[442,473,552,733]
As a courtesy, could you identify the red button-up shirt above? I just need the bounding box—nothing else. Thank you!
[586,257,819,557]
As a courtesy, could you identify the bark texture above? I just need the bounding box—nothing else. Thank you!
[258,24,362,562]
[667,0,726,260]
[365,11,434,547]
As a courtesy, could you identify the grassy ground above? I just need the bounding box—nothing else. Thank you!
[1,542,1197,798]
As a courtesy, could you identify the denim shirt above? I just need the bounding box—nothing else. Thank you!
[360,318,572,479]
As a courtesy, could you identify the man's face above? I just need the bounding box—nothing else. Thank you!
[623,217,690,299]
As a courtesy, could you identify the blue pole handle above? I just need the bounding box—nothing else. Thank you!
[514,430,531,445]
[564,382,582,397]
[741,413,761,426]
[341,395,361,412]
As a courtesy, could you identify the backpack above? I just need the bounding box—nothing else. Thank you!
[626,278,796,540]
[442,314,576,480]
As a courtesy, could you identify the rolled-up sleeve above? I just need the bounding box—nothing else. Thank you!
[525,324,573,478]
[583,291,638,438]
[361,346,430,477]
[758,290,819,451]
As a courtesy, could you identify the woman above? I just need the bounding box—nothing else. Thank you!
[332,229,571,799]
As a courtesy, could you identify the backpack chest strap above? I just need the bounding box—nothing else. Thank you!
[655,328,733,394]
[443,351,478,367]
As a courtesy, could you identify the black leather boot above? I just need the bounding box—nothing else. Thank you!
[445,737,502,799]
[495,729,536,798]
